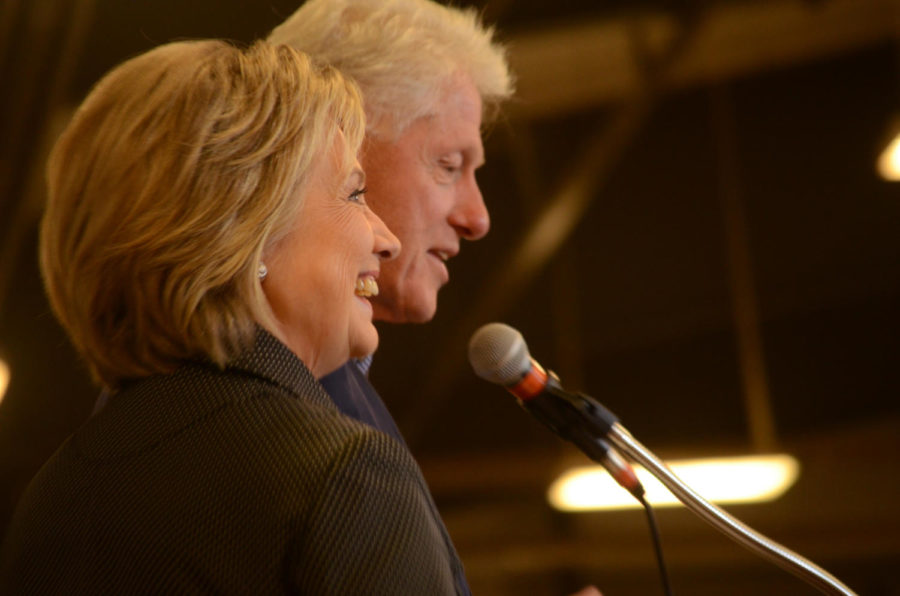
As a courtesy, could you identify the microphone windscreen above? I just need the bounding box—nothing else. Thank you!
[468,323,531,386]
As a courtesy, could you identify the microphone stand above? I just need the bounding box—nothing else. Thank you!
[531,374,857,596]
[608,423,857,596]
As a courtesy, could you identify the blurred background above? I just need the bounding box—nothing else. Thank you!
[1,0,899,594]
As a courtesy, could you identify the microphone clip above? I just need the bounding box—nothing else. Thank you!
[517,371,618,444]
[518,372,644,497]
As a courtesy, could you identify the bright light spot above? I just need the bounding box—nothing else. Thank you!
[548,454,800,511]
[877,134,900,181]
[0,358,9,404]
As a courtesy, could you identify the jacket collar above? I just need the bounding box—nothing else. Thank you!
[227,328,332,408]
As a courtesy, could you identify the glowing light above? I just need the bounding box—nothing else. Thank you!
[0,358,8,403]
[549,454,800,511]
[877,133,900,181]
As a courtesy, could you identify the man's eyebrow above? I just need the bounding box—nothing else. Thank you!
[467,148,485,168]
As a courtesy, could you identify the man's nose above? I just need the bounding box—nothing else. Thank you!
[449,174,489,240]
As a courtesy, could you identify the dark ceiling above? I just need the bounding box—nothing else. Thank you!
[1,1,899,595]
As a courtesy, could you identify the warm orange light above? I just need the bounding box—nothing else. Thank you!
[549,454,800,511]
[877,132,900,181]
[0,358,9,404]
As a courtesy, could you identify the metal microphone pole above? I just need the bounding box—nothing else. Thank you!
[531,376,857,595]
[605,422,857,596]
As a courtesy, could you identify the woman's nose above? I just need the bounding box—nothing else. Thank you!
[370,210,400,260]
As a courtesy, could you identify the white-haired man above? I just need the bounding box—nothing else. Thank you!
[269,1,510,460]
[271,3,603,596]
[269,1,511,593]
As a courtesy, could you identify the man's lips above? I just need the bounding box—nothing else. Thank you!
[427,249,456,284]
[429,247,458,263]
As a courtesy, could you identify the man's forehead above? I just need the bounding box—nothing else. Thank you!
[429,126,484,164]
[432,75,482,131]
[430,114,484,161]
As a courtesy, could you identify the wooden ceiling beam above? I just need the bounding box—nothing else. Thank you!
[507,0,900,119]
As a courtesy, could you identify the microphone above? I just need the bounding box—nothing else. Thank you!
[468,322,643,499]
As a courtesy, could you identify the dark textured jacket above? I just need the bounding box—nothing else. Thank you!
[0,331,465,594]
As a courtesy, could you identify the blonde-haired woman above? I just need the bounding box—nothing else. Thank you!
[0,40,466,594]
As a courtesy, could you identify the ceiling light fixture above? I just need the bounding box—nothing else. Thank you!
[548,453,800,511]
[876,116,900,181]
[0,358,9,404]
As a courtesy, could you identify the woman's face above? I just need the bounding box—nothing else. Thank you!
[262,133,400,378]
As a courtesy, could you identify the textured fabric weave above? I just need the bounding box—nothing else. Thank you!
[0,331,462,595]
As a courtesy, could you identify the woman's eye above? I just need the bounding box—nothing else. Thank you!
[348,187,367,203]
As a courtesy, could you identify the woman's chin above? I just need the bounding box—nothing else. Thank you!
[349,328,379,361]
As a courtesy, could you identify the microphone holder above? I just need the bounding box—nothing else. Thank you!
[607,423,857,596]
[531,375,857,596]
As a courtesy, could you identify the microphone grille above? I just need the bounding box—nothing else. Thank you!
[468,323,531,386]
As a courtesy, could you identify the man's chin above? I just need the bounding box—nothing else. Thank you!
[371,289,438,324]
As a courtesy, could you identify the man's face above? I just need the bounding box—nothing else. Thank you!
[362,74,487,323]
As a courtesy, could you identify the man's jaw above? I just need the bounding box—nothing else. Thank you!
[371,276,439,324]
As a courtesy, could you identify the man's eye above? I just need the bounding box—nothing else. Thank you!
[349,187,367,203]
[438,159,463,179]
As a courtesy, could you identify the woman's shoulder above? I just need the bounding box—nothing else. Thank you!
[235,381,414,471]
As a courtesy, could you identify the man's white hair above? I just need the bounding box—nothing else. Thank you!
[269,0,514,137]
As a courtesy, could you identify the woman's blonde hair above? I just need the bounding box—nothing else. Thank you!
[41,40,365,388]
[268,0,514,138]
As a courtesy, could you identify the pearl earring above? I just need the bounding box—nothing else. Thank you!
[258,262,268,281]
